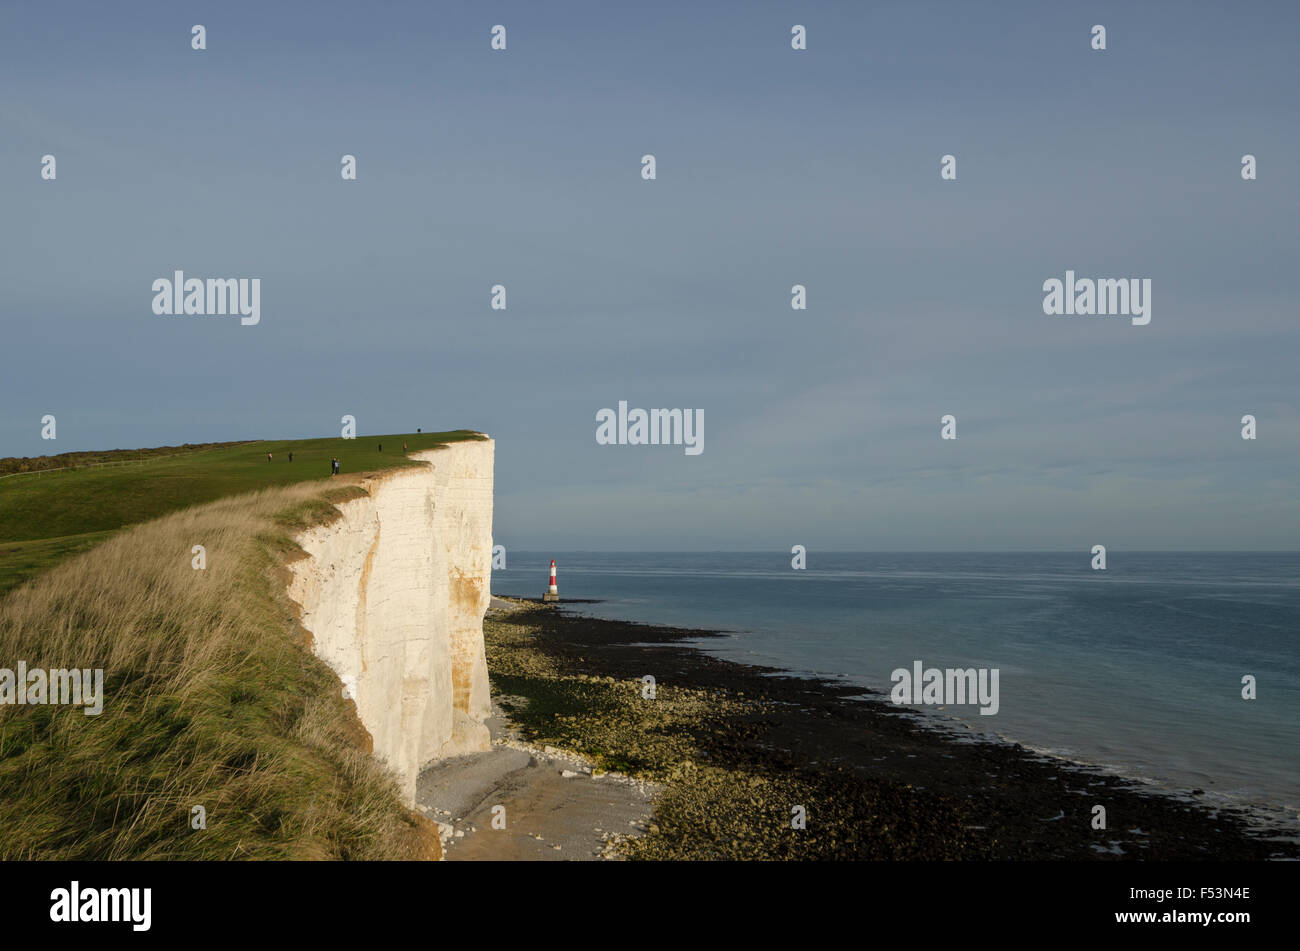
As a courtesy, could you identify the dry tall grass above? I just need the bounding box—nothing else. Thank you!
[0,480,439,860]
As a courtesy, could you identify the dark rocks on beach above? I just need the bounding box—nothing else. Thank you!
[484,601,1298,861]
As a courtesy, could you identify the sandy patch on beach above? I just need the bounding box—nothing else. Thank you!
[414,599,660,860]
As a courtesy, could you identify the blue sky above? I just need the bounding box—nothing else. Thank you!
[2,1,1298,549]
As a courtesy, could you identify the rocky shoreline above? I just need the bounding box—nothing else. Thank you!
[483,597,1298,860]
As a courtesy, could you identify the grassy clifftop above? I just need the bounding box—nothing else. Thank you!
[0,440,256,476]
[0,430,486,859]
[0,430,484,597]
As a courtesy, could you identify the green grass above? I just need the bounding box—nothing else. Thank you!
[0,431,483,597]
[0,430,487,859]
[0,532,118,597]
[0,440,253,476]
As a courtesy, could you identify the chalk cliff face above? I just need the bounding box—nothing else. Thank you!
[287,439,494,803]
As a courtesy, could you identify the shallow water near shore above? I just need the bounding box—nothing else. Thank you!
[495,552,1300,821]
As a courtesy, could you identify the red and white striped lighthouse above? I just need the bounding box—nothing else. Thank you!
[543,559,559,601]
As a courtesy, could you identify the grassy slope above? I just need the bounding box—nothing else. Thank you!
[0,430,484,859]
[0,440,255,476]
[0,431,481,598]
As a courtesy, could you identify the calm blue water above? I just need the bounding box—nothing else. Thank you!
[495,552,1300,819]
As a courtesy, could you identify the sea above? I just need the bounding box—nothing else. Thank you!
[494,551,1300,824]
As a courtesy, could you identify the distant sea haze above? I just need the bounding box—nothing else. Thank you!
[494,552,1300,820]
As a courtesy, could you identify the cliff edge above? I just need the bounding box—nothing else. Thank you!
[287,438,495,802]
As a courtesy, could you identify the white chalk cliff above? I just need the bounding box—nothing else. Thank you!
[287,438,495,803]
